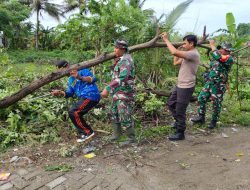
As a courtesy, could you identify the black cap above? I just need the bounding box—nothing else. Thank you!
[216,45,222,50]
[221,43,234,52]
[114,39,129,50]
[55,60,69,68]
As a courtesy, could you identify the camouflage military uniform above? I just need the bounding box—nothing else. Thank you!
[105,53,135,129]
[197,50,234,121]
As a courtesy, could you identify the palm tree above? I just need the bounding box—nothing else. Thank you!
[30,0,63,50]
[129,0,147,9]
[162,0,193,32]
[63,0,89,15]
[138,0,194,87]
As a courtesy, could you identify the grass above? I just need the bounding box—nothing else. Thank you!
[0,62,55,76]
[44,164,74,172]
[0,54,249,150]
[137,125,174,140]
[220,95,250,126]
[7,49,96,64]
[0,62,62,99]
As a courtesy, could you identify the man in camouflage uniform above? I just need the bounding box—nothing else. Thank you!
[101,39,136,145]
[191,40,235,129]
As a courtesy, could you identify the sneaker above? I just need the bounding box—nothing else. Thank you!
[76,132,95,143]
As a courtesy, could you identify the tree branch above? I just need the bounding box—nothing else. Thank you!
[0,36,207,108]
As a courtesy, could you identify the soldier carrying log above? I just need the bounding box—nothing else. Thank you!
[191,40,235,129]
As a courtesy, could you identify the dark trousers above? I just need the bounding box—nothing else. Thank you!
[68,98,99,135]
[167,86,195,132]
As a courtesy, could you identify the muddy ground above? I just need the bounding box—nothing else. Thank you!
[1,126,250,190]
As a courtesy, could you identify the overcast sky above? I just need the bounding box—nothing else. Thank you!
[30,0,250,35]
[143,0,250,35]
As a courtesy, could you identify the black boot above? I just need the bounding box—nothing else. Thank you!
[191,114,205,124]
[170,122,177,129]
[208,120,217,129]
[168,130,185,141]
[119,127,137,146]
[110,124,122,141]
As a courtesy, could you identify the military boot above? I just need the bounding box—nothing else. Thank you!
[119,127,136,146]
[110,124,122,141]
[170,118,177,129]
[208,120,217,129]
[168,130,185,141]
[191,114,205,124]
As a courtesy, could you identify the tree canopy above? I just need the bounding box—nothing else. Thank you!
[0,0,31,48]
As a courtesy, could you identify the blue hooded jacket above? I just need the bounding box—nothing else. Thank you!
[65,68,100,101]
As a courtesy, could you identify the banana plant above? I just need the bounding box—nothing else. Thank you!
[226,12,247,48]
[226,12,248,108]
[161,0,193,33]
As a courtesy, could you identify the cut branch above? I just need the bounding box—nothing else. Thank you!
[137,88,197,102]
[0,37,207,108]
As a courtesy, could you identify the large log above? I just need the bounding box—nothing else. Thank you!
[142,88,197,102]
[0,36,207,108]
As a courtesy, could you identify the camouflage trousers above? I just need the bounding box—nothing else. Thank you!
[197,80,227,121]
[110,99,134,129]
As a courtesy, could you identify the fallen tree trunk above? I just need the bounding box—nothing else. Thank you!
[0,35,207,108]
[95,88,197,109]
[137,86,197,102]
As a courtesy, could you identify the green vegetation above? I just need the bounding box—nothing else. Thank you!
[139,125,173,139]
[0,0,249,151]
[220,97,250,126]
[44,164,74,172]
[7,50,95,64]
[0,0,31,49]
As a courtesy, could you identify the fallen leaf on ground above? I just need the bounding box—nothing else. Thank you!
[197,128,206,133]
[235,152,244,157]
[179,162,190,169]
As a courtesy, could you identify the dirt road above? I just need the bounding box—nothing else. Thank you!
[1,126,250,190]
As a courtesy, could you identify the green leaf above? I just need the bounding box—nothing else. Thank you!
[234,38,248,49]
[226,12,236,33]
[162,0,193,32]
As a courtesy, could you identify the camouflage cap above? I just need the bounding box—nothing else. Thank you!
[114,39,129,50]
[221,43,234,52]
[55,60,69,68]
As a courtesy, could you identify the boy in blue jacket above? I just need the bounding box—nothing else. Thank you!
[51,60,100,142]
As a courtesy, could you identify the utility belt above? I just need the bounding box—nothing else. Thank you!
[203,71,228,83]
